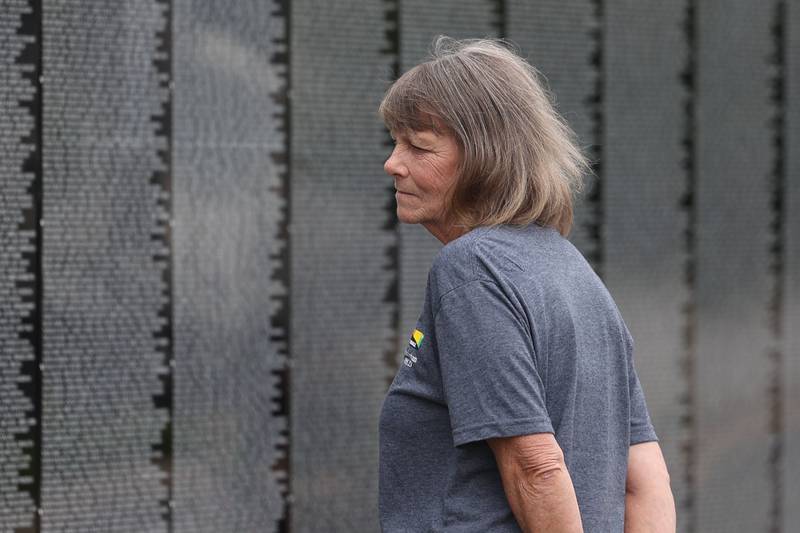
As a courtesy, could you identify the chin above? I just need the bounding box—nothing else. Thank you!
[396,208,422,225]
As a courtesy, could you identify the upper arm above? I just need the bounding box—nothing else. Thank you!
[434,280,553,447]
[626,441,671,494]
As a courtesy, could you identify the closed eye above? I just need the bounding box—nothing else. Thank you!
[390,138,426,152]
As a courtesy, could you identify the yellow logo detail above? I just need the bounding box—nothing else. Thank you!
[409,329,425,349]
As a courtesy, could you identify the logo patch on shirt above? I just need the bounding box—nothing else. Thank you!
[403,346,417,367]
[408,329,425,349]
[403,329,425,367]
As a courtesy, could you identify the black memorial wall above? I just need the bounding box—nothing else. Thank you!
[1,1,798,532]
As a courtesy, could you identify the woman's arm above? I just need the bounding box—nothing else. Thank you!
[624,441,676,532]
[487,433,584,533]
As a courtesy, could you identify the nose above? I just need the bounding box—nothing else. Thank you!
[384,145,408,178]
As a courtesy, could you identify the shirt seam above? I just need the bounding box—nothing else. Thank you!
[432,278,499,323]
[431,226,500,319]
[452,416,554,435]
[451,417,556,447]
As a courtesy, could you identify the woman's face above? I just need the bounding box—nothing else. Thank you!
[384,127,462,237]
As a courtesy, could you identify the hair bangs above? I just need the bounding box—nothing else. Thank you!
[379,66,447,136]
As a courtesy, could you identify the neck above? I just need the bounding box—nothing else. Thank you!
[423,220,470,245]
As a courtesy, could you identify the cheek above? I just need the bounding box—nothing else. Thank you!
[432,165,459,199]
[425,161,458,193]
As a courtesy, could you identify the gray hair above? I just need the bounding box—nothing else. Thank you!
[378,35,591,236]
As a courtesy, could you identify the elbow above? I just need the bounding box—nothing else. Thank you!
[516,444,569,489]
[488,433,574,499]
[626,467,672,496]
[625,442,673,496]
[492,436,584,533]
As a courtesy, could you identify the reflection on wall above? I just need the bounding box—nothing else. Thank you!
[172,0,287,531]
[0,1,798,532]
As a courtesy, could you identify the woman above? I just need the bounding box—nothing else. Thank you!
[377,37,676,532]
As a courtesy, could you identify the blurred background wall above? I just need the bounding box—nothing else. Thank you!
[0,0,798,532]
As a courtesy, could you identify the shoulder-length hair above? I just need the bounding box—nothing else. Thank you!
[378,36,591,237]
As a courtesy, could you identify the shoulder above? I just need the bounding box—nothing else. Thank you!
[429,222,625,328]
[426,224,564,313]
[430,223,589,288]
[426,226,494,312]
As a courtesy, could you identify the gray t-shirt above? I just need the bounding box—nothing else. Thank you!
[379,223,658,532]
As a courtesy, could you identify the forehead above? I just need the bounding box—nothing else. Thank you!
[392,127,442,142]
[388,110,447,137]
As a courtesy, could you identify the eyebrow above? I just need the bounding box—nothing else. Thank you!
[409,131,437,144]
[390,129,437,145]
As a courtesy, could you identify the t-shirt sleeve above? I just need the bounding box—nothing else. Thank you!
[627,342,659,445]
[434,279,554,447]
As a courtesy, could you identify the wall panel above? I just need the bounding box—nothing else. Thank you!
[695,2,774,530]
[40,1,171,530]
[0,1,39,529]
[602,2,691,530]
[290,0,395,530]
[782,1,800,531]
[507,0,599,268]
[171,1,287,531]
